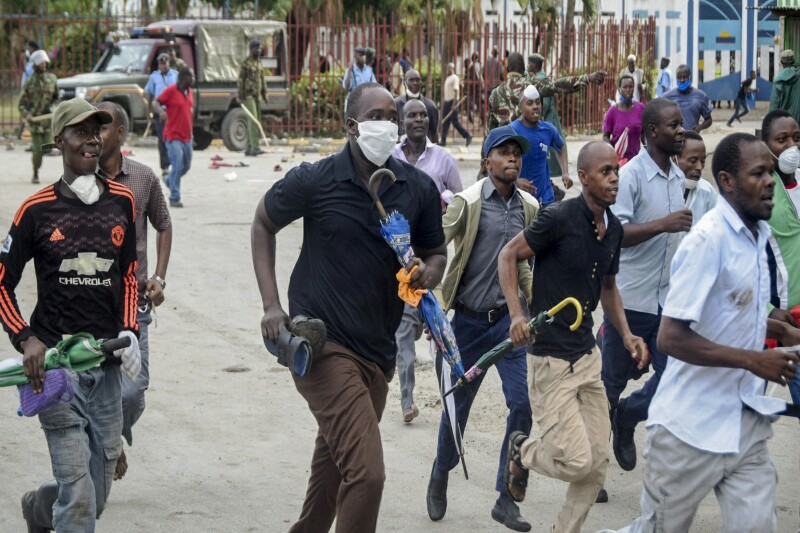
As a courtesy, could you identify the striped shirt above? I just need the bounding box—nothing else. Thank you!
[100,156,171,283]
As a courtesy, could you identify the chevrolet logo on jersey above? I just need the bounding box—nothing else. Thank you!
[59,253,113,286]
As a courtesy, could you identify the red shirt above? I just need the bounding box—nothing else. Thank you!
[158,84,194,143]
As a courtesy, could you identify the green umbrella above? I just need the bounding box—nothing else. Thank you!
[443,297,583,397]
[0,333,108,387]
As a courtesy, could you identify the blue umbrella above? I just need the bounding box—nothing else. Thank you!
[368,169,469,477]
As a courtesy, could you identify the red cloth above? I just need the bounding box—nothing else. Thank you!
[158,84,193,143]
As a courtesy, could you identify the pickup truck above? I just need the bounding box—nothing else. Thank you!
[56,19,289,151]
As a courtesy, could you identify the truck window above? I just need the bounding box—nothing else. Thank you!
[106,42,152,73]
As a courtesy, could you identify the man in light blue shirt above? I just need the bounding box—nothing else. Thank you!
[343,47,376,113]
[144,53,178,176]
[602,99,691,477]
[607,133,800,533]
[655,57,674,98]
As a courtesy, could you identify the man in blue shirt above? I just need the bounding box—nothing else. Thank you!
[510,84,572,205]
[342,46,376,113]
[663,64,713,132]
[144,53,178,177]
[655,57,674,97]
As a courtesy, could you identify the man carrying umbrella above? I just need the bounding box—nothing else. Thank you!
[0,98,141,532]
[426,125,539,532]
[498,141,646,533]
[251,82,446,533]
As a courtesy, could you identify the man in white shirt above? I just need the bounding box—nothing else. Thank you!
[677,130,717,225]
[607,132,800,532]
[618,54,645,102]
[440,62,472,147]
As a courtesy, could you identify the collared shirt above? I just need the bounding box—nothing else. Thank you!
[344,63,376,92]
[264,144,444,373]
[392,138,463,194]
[648,197,773,454]
[444,73,459,102]
[456,178,524,312]
[144,68,178,101]
[100,156,172,283]
[663,87,713,130]
[612,148,685,314]
[685,178,718,229]
[524,195,622,360]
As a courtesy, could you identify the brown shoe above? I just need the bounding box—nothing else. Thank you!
[402,403,419,424]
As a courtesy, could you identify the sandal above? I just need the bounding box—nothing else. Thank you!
[504,431,529,502]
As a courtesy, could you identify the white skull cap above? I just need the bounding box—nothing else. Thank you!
[31,50,50,66]
[523,84,540,100]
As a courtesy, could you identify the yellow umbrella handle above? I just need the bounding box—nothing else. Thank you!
[546,297,583,331]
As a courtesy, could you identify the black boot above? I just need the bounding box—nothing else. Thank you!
[491,493,532,532]
[21,481,57,532]
[426,462,448,521]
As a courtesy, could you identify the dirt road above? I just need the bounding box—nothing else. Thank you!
[0,122,797,532]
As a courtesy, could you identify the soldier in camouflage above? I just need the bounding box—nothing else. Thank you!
[19,49,59,184]
[488,52,606,131]
[237,39,269,156]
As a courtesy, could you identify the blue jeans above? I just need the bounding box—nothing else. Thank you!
[35,364,123,532]
[790,372,800,405]
[121,310,152,445]
[601,309,667,430]
[728,96,750,124]
[166,139,192,202]
[433,311,531,495]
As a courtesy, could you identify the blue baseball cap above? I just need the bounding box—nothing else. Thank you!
[482,125,531,157]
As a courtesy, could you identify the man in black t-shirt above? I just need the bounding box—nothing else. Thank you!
[251,82,446,532]
[0,98,140,532]
[496,141,646,533]
[727,70,758,127]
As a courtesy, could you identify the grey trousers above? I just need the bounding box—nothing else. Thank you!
[394,303,422,411]
[616,409,777,533]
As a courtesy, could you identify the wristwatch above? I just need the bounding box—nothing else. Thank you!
[151,275,166,290]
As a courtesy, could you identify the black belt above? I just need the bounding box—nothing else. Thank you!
[455,303,509,323]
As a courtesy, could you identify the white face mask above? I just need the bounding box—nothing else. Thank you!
[684,178,698,190]
[777,145,800,175]
[355,120,398,166]
[406,89,420,98]
[63,175,100,205]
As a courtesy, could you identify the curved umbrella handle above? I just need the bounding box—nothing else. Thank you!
[367,168,396,221]
[546,297,583,331]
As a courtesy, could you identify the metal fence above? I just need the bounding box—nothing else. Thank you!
[0,4,655,138]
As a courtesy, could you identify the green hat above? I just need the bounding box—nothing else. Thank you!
[43,98,113,150]
[528,53,544,64]
[781,49,795,62]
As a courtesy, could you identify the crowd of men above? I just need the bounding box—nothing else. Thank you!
[5,36,800,533]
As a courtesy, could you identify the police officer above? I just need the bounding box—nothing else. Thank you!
[18,49,58,184]
[237,39,269,156]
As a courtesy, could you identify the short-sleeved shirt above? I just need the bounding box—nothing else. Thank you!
[612,148,685,314]
[648,197,772,454]
[663,87,713,130]
[344,64,376,92]
[144,69,178,102]
[736,79,751,99]
[264,144,444,372]
[392,138,463,194]
[511,118,564,205]
[157,84,194,143]
[603,102,645,160]
[100,156,171,284]
[523,195,622,360]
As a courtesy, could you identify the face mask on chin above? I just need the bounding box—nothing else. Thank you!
[354,120,398,166]
[406,89,420,98]
[684,177,699,190]
[63,174,100,205]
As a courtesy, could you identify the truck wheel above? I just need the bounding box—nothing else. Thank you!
[221,107,248,152]
[193,128,213,151]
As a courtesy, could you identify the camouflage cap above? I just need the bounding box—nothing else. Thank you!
[781,49,795,62]
[43,98,113,150]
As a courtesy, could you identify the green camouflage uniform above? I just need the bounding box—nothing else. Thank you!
[531,71,566,177]
[18,71,59,178]
[238,56,265,154]
[488,71,588,131]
